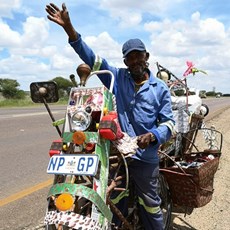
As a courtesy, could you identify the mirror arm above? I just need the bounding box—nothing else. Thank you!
[42,97,62,137]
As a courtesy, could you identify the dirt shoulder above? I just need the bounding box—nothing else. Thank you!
[171,107,230,230]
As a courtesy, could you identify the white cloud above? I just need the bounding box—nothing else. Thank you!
[113,11,142,28]
[144,12,229,60]
[99,0,183,28]
[144,11,230,93]
[85,32,121,61]
[21,17,49,47]
[0,0,230,93]
[0,0,21,18]
[0,16,49,53]
[100,0,181,15]
[0,19,21,47]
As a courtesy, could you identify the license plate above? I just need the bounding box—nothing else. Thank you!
[47,154,99,176]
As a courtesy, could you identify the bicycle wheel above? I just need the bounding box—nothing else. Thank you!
[158,173,172,230]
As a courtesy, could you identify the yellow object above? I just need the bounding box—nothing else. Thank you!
[62,144,68,151]
[103,107,108,115]
[96,123,99,129]
[134,80,148,86]
[55,193,74,211]
[72,131,86,145]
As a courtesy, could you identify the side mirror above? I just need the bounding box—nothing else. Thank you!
[30,81,59,103]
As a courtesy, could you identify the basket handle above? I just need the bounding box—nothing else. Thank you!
[160,168,193,177]
[158,149,187,174]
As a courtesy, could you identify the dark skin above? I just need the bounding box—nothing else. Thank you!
[45,3,155,149]
[124,50,149,84]
[45,3,77,41]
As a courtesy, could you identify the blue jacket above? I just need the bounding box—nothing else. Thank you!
[70,35,175,163]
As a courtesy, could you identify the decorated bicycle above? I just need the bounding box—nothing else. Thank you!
[30,61,223,230]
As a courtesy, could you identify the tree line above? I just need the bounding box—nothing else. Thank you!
[0,77,229,99]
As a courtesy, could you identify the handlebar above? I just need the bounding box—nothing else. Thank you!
[89,70,115,93]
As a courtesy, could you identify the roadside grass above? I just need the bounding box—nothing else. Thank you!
[0,98,35,107]
[0,97,68,108]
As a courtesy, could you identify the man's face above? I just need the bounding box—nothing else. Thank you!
[124,51,149,81]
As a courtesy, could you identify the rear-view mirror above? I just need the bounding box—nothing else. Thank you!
[30,81,59,103]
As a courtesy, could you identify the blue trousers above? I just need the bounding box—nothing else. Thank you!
[111,159,163,230]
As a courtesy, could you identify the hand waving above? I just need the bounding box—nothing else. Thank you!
[45,3,70,27]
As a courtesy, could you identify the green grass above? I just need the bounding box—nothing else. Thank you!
[0,97,68,108]
[0,98,34,107]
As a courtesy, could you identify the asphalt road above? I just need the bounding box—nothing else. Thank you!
[0,105,65,230]
[202,97,230,120]
[0,98,229,230]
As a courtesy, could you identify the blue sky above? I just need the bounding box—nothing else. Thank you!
[0,0,230,93]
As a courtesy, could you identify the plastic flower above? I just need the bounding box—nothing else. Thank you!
[183,61,207,76]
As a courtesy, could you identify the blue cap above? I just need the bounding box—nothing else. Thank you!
[122,38,146,57]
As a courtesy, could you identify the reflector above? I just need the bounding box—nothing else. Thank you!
[72,131,86,145]
[55,193,74,211]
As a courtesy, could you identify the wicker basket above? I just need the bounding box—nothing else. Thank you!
[160,152,220,208]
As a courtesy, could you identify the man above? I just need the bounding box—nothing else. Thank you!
[46,3,175,229]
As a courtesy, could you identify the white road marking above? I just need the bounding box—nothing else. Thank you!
[0,111,62,119]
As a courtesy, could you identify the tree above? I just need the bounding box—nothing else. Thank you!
[199,90,207,98]
[206,91,216,97]
[0,78,26,99]
[51,76,73,97]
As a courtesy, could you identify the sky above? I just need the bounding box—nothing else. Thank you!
[0,0,230,93]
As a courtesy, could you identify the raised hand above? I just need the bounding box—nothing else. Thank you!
[45,3,70,27]
[45,3,77,41]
